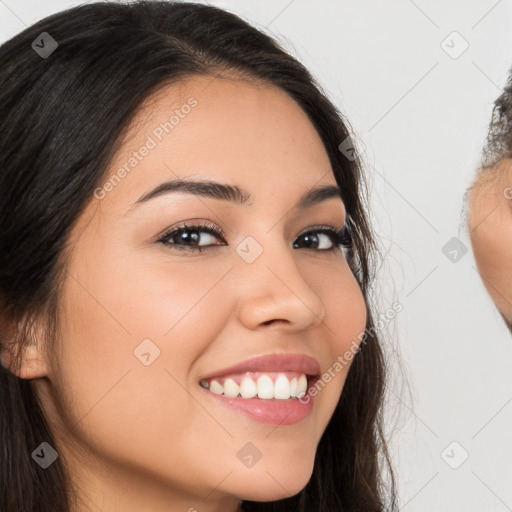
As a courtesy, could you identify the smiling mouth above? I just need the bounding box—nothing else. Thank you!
[199,371,320,425]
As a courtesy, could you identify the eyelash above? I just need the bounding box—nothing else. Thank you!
[157,221,352,254]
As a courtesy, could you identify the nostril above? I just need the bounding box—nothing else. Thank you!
[261,319,288,327]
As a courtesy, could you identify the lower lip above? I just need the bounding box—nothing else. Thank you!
[200,381,317,425]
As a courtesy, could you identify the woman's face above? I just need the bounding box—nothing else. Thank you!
[468,159,512,332]
[30,76,367,511]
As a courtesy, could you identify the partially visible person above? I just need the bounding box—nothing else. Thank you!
[467,65,512,332]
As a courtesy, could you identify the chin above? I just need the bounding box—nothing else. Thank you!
[231,460,315,502]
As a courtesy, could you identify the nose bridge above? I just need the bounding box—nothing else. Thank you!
[234,233,326,329]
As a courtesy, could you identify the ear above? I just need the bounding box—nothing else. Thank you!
[0,318,49,380]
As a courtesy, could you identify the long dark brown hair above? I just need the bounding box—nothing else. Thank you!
[0,2,397,510]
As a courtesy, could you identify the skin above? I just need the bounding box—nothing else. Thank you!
[1,75,367,512]
[467,158,512,332]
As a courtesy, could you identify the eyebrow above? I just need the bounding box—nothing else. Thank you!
[127,178,344,212]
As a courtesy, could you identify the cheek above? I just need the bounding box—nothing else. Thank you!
[52,241,233,437]
[310,266,367,420]
[48,253,245,497]
[60,233,234,357]
[324,266,367,355]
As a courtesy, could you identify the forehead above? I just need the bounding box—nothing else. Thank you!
[467,158,512,323]
[99,74,336,212]
[467,160,509,216]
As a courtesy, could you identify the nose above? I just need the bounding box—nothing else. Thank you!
[234,242,326,332]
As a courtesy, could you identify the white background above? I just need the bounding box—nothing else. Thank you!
[2,1,512,511]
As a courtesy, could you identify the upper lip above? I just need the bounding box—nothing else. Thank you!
[199,353,321,381]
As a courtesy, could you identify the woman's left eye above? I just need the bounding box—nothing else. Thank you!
[157,222,351,253]
[293,226,351,251]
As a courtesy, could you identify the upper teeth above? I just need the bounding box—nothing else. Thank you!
[199,372,309,400]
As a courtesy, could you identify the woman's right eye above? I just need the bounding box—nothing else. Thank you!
[157,222,227,253]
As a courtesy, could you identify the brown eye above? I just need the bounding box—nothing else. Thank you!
[158,222,226,252]
[293,226,351,252]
